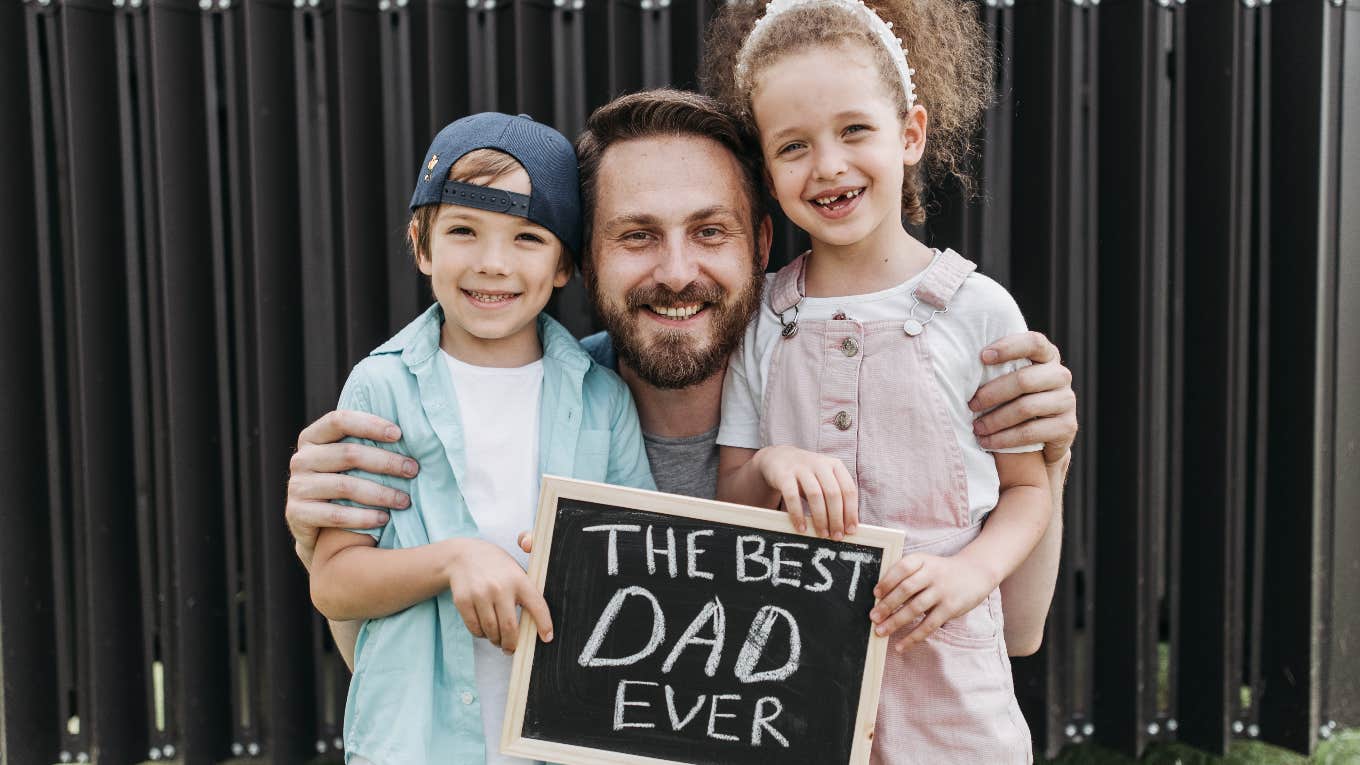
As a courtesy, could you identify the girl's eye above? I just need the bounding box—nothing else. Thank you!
[776,141,806,156]
[845,124,871,136]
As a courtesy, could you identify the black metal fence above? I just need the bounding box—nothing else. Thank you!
[1,0,1356,762]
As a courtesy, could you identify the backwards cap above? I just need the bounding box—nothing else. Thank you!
[409,112,582,258]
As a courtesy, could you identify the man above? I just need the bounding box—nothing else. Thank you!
[286,90,1077,665]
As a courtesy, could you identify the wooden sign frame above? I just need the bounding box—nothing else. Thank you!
[501,475,905,765]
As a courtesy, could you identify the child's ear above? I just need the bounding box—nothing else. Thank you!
[410,219,434,276]
[901,105,928,167]
[553,254,572,289]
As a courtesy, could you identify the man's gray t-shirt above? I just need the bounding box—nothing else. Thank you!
[580,331,720,499]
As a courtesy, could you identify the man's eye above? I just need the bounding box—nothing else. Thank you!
[622,231,653,242]
[697,227,723,238]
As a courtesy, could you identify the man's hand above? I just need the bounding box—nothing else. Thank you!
[287,410,419,570]
[970,331,1078,465]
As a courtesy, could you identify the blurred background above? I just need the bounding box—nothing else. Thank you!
[0,0,1357,762]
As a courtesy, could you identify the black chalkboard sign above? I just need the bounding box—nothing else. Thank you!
[501,476,905,765]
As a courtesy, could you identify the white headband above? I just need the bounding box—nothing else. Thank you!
[736,0,918,108]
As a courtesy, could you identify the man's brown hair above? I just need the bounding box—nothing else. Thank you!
[574,88,767,260]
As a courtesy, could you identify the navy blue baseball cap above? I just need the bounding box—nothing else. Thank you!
[409,112,582,258]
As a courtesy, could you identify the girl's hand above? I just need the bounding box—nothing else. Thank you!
[442,539,553,653]
[870,552,999,653]
[753,445,859,539]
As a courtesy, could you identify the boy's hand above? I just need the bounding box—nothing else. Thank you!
[870,552,998,653]
[753,445,859,539]
[970,331,1078,465]
[286,410,419,570]
[444,539,553,653]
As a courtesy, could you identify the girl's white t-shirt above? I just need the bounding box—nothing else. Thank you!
[717,254,1042,525]
[441,350,542,765]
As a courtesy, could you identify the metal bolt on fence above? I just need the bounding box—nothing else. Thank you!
[1321,725,1333,740]
[1248,724,1260,738]
[231,742,244,756]
[316,739,328,753]
[149,748,161,760]
[1233,720,1246,734]
[1166,718,1179,732]
[334,737,344,750]
[76,754,89,763]
[58,753,71,763]
[1064,723,1078,738]
[247,741,261,756]
[1147,721,1161,736]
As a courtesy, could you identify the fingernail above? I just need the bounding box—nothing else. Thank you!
[397,493,411,508]
[870,610,879,620]
[832,532,843,541]
[403,459,418,476]
[847,524,858,535]
[973,421,986,434]
[374,511,390,525]
[385,426,401,440]
[876,626,886,635]
[968,398,982,411]
[544,631,553,642]
[983,349,998,363]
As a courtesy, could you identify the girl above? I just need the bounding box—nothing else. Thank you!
[705,1,1048,761]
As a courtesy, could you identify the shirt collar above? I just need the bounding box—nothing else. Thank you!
[371,302,589,377]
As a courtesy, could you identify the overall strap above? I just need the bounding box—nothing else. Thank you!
[768,251,809,315]
[916,249,978,310]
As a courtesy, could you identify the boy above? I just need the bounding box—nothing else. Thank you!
[309,113,654,764]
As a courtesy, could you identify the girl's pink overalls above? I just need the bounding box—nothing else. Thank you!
[760,251,1032,764]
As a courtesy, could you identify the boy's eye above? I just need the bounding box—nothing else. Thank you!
[517,232,546,244]
[448,226,474,236]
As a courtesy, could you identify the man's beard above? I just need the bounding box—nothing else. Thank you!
[589,263,763,390]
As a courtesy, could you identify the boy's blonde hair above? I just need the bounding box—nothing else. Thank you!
[700,0,993,225]
[408,149,572,274]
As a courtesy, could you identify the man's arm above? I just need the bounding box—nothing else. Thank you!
[969,331,1078,655]
[289,409,422,670]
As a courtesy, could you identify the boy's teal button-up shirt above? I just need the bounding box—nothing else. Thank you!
[336,304,655,764]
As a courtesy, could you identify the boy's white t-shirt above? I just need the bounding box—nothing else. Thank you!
[442,350,542,765]
[717,255,1042,525]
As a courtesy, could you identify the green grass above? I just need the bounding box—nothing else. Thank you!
[1040,729,1359,765]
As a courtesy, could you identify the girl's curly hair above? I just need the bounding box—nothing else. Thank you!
[699,0,993,225]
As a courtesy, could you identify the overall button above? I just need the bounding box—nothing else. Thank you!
[840,337,859,357]
[834,411,853,430]
[461,691,475,705]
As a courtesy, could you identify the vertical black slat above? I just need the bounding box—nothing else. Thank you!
[666,0,712,89]
[1259,0,1343,753]
[411,0,470,135]
[238,0,315,758]
[641,1,670,87]
[0,2,59,762]
[602,0,643,97]
[294,2,343,422]
[553,4,588,137]
[1009,2,1097,757]
[1162,2,1184,740]
[380,3,425,331]
[1092,0,1173,755]
[27,6,84,760]
[494,0,553,122]
[145,0,236,760]
[57,0,149,760]
[332,0,392,364]
[1176,0,1256,753]
[547,3,597,337]
[113,0,167,754]
[203,0,260,756]
[1327,1,1360,732]
[467,4,497,112]
[1242,4,1271,732]
[981,3,1014,281]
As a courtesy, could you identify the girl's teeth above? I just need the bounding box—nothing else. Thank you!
[650,304,702,319]
[814,188,862,205]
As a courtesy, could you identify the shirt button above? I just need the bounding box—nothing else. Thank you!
[840,337,859,357]
[461,691,475,705]
[834,411,853,430]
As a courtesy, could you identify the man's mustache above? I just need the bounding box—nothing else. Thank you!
[625,283,727,310]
